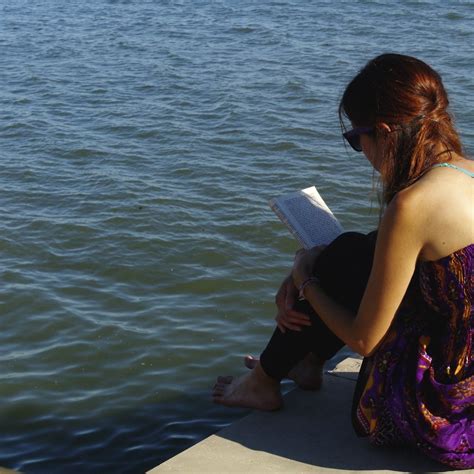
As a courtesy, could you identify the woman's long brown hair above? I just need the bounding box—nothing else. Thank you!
[339,54,463,204]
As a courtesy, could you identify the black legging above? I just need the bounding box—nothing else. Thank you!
[260,231,378,381]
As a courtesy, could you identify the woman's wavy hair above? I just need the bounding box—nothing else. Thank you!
[339,53,463,204]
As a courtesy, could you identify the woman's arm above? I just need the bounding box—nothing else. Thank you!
[293,191,424,356]
[274,273,313,333]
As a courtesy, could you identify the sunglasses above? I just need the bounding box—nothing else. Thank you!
[343,126,374,152]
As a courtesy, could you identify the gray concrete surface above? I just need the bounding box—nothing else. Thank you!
[150,357,473,473]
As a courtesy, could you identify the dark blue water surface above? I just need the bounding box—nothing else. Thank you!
[0,1,472,472]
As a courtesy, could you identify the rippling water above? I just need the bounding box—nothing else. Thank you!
[0,1,473,472]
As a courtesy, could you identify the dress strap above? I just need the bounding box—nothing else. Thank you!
[431,162,474,177]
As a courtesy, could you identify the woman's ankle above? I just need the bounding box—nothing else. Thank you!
[253,361,280,386]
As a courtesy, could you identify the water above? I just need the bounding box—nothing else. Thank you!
[0,1,473,472]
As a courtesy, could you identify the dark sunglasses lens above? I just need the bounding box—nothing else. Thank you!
[350,135,362,152]
[344,131,362,152]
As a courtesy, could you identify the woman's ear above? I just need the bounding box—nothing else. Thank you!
[378,122,392,133]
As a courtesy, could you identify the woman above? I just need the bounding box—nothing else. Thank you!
[213,54,473,469]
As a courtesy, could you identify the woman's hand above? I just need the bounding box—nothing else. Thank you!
[274,274,312,333]
[292,245,327,289]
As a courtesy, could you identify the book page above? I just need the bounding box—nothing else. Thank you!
[270,186,343,249]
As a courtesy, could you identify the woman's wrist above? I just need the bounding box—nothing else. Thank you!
[297,275,321,301]
[292,271,306,291]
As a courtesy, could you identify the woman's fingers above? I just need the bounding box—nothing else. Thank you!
[276,315,301,332]
[282,321,303,331]
[286,314,312,326]
[275,274,291,306]
[284,286,311,323]
[282,305,311,322]
[276,308,311,331]
[274,271,312,332]
[284,298,311,318]
[275,317,286,333]
[284,278,297,306]
[294,248,307,256]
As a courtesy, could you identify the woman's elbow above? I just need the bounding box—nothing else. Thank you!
[350,320,386,357]
[352,338,379,358]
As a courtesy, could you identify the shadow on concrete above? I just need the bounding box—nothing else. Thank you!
[217,369,451,473]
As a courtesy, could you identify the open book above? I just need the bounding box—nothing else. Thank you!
[269,186,343,249]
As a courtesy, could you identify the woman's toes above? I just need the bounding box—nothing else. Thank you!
[217,375,233,384]
[244,355,258,370]
[213,384,225,394]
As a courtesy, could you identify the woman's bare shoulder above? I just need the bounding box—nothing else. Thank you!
[397,159,474,261]
[404,158,473,202]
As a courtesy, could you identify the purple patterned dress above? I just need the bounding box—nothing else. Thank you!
[354,244,473,469]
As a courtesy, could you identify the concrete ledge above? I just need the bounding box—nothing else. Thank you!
[150,357,472,473]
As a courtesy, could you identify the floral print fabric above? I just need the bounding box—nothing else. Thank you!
[354,244,473,469]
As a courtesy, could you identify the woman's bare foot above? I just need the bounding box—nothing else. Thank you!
[212,362,283,411]
[244,353,323,390]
